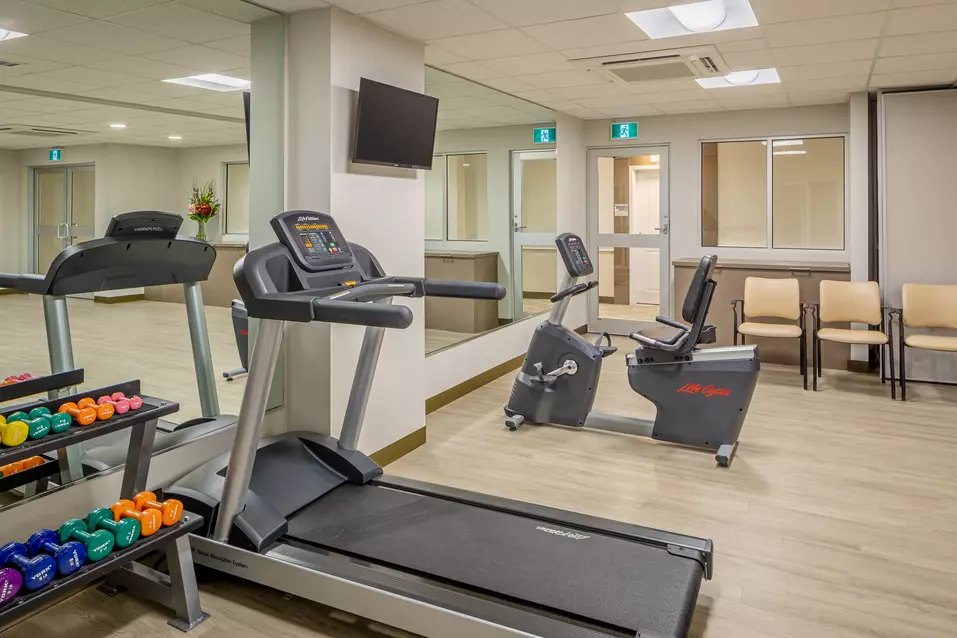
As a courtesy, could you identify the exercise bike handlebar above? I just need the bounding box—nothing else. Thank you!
[550,280,599,304]
[629,330,690,352]
[655,315,690,331]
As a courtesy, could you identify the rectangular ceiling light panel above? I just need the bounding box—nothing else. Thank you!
[627,0,758,40]
[164,74,250,92]
[696,67,780,88]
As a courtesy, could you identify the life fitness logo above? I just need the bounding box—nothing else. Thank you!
[678,383,732,397]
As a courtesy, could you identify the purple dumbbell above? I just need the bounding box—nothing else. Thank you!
[0,567,22,604]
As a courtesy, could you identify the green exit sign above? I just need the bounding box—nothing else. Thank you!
[611,122,638,140]
[533,127,556,144]
[49,148,62,161]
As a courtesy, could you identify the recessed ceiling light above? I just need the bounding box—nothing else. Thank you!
[168,135,183,140]
[110,123,126,129]
[697,68,780,88]
[773,150,806,156]
[163,73,250,92]
[626,0,757,39]
[0,29,28,42]
[773,140,803,147]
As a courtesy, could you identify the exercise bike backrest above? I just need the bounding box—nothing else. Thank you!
[630,255,718,356]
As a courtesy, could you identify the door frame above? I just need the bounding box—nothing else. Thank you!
[586,145,671,336]
[510,149,558,321]
[31,164,95,274]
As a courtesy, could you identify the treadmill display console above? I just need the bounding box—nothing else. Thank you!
[556,233,593,277]
[271,211,353,272]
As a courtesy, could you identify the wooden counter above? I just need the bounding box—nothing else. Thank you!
[425,250,499,334]
[145,242,245,308]
[674,258,852,369]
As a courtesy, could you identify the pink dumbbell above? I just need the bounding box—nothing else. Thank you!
[109,392,143,410]
[97,395,131,414]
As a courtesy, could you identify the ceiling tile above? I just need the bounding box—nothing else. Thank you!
[873,51,957,73]
[2,73,92,93]
[608,0,674,11]
[85,56,203,80]
[891,0,957,7]
[482,76,537,92]
[18,0,169,19]
[717,38,772,54]
[705,83,786,98]
[722,48,776,71]
[869,68,957,86]
[752,0,890,23]
[0,55,68,76]
[481,52,576,76]
[773,39,879,66]
[0,96,78,112]
[626,78,700,94]
[0,34,116,64]
[435,61,506,80]
[328,0,431,12]
[469,0,620,28]
[41,21,188,55]
[179,0,277,22]
[785,76,870,92]
[561,107,605,119]
[143,45,248,72]
[642,89,714,104]
[777,60,874,81]
[593,105,663,117]
[659,99,721,114]
[32,65,137,87]
[428,82,489,99]
[521,14,647,51]
[426,29,549,60]
[536,98,585,111]
[547,82,634,99]
[765,13,886,47]
[424,46,467,65]
[0,0,89,34]
[717,96,791,110]
[521,69,606,89]
[886,4,957,34]
[573,93,650,109]
[560,26,762,61]
[363,0,507,40]
[205,34,249,56]
[108,2,250,43]
[879,31,957,56]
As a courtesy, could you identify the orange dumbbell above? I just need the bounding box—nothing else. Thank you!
[58,402,96,426]
[0,461,23,477]
[77,397,96,409]
[110,500,162,537]
[132,491,183,526]
[20,457,43,470]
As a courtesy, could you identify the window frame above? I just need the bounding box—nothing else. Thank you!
[427,150,489,242]
[223,161,250,236]
[698,133,849,252]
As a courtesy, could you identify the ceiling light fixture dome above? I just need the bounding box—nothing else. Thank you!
[0,28,28,42]
[725,70,759,85]
[669,0,728,33]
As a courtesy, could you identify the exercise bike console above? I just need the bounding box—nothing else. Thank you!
[556,232,593,277]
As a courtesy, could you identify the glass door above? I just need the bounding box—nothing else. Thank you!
[587,147,669,336]
[511,150,557,320]
[34,166,95,273]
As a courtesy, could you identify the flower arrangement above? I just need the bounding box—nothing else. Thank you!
[188,180,220,240]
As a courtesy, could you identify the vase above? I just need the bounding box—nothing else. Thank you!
[196,221,207,241]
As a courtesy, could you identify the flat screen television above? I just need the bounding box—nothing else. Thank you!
[352,78,439,170]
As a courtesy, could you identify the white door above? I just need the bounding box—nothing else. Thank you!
[587,147,670,336]
[511,150,557,319]
[34,165,95,274]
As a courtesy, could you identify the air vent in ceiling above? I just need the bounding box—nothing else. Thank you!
[0,60,21,67]
[570,45,728,84]
[0,125,89,137]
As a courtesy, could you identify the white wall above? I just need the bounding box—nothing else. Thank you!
[848,92,870,363]
[0,150,21,272]
[430,125,555,319]
[584,104,850,265]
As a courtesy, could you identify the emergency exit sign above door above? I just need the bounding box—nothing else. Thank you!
[533,127,556,144]
[611,122,638,140]
[49,149,62,161]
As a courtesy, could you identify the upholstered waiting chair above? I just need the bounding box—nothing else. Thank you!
[892,284,957,401]
[810,281,892,393]
[732,277,807,389]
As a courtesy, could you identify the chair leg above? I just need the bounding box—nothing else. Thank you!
[812,332,819,392]
[898,316,907,402]
[800,336,808,390]
[887,342,896,400]
[880,341,885,384]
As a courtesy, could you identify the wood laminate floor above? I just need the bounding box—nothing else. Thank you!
[4,328,957,637]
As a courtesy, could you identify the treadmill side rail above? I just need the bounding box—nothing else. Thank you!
[377,474,714,580]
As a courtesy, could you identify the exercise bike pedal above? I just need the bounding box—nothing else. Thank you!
[505,414,525,431]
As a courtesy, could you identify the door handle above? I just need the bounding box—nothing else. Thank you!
[515,224,527,231]
[654,222,669,234]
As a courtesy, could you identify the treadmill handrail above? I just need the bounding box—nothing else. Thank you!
[392,277,506,301]
[311,298,413,329]
[326,283,417,302]
[0,273,45,294]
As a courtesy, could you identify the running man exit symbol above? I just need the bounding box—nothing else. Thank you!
[610,122,638,140]
[49,149,62,161]
[533,127,556,144]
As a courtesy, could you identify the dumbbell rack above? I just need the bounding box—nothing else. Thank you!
[0,374,208,631]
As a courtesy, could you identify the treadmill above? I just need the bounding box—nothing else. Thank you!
[167,210,714,638]
[0,211,236,482]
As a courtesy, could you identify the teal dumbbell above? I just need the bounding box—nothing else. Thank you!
[28,407,51,420]
[6,411,49,440]
[48,412,71,434]
[86,508,140,549]
[57,519,114,562]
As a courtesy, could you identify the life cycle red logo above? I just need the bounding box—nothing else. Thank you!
[677,383,732,397]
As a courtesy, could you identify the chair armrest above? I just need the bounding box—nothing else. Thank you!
[630,331,689,352]
[655,315,689,331]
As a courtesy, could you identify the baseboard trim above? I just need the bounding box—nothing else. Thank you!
[425,323,588,415]
[370,426,426,467]
[94,294,145,304]
[599,296,614,304]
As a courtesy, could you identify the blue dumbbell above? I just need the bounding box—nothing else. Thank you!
[0,542,55,591]
[26,530,86,576]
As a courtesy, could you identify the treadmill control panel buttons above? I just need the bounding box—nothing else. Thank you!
[271,211,354,273]
[556,233,593,277]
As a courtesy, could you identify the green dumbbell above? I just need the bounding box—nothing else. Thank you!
[85,508,140,549]
[5,412,29,423]
[25,416,50,440]
[28,407,51,420]
[57,519,114,562]
[48,412,71,434]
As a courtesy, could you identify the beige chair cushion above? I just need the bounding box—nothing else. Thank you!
[817,328,888,345]
[819,281,882,324]
[744,277,801,320]
[738,322,803,339]
[905,334,957,352]
[902,284,957,330]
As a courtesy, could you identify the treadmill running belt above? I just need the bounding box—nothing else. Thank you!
[286,484,702,637]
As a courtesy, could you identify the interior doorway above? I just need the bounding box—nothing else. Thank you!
[34,165,95,274]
